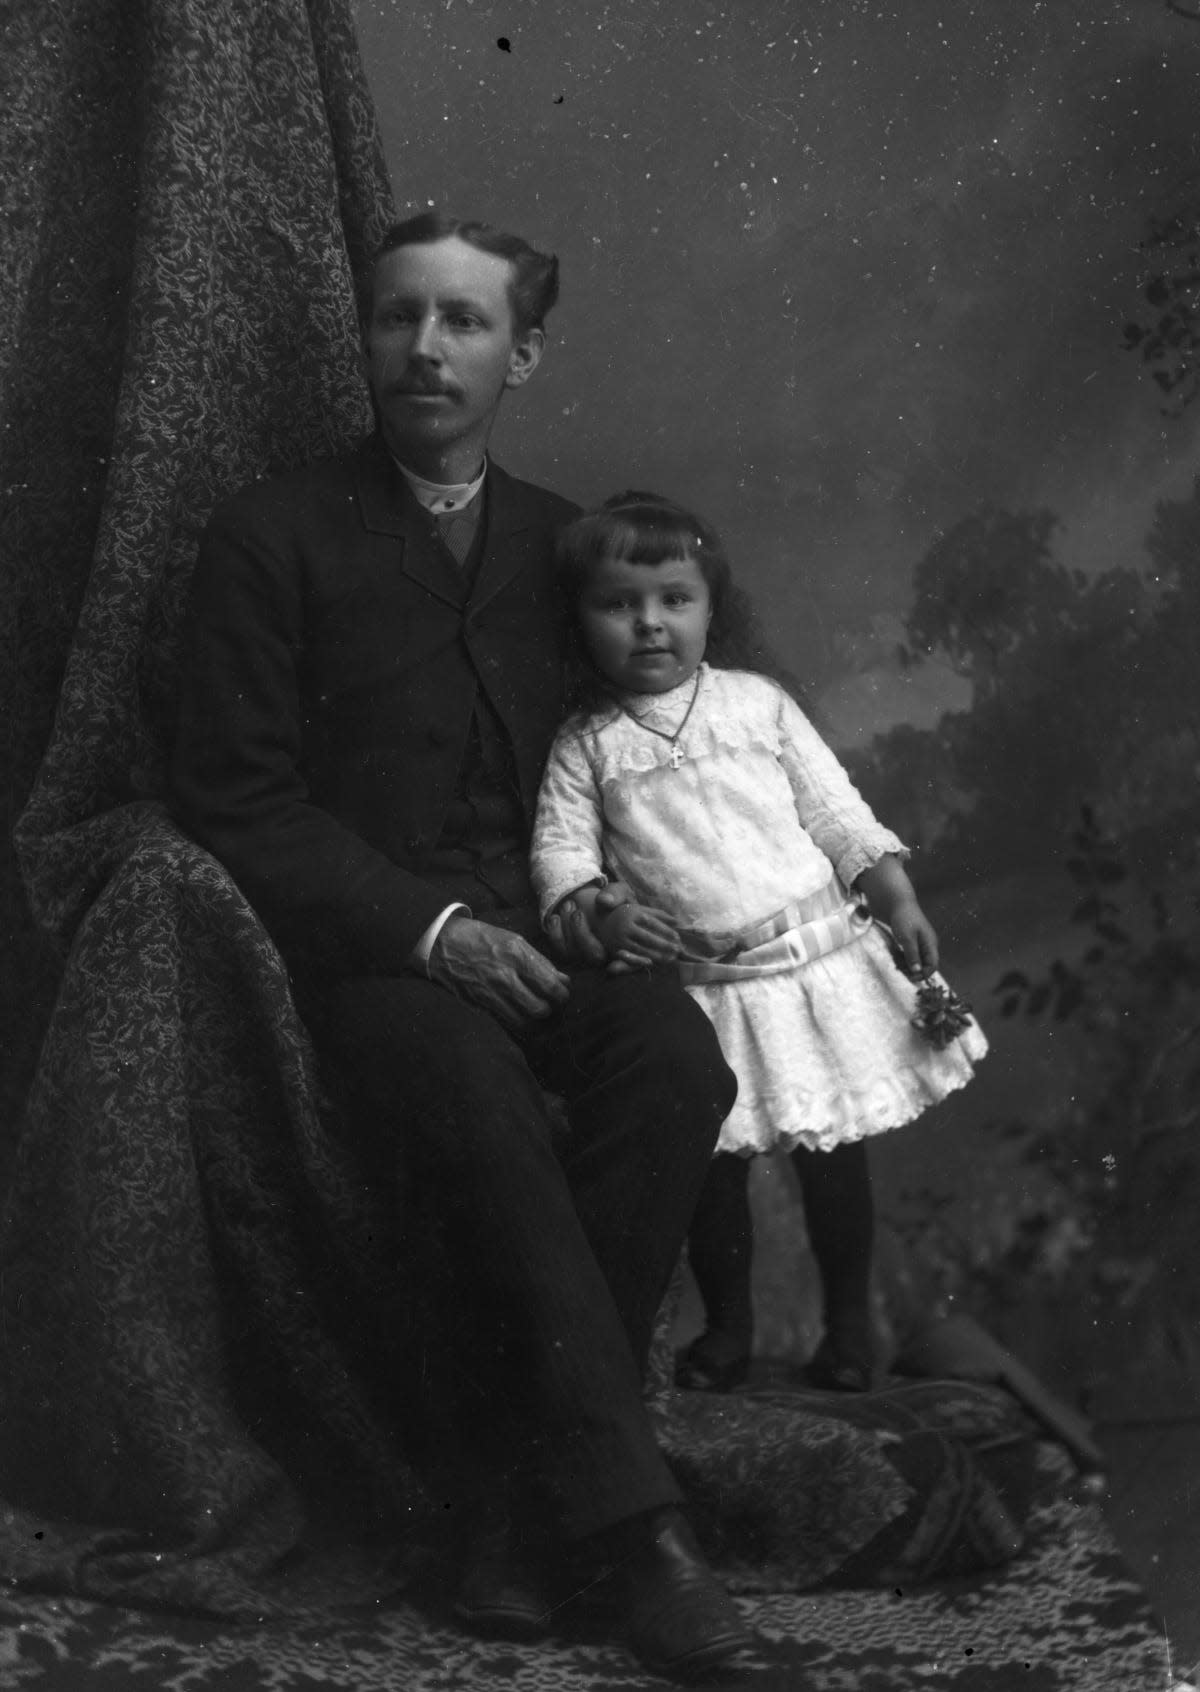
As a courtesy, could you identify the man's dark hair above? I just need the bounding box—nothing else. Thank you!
[362,212,560,338]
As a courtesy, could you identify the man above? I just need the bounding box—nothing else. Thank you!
[171,212,751,1678]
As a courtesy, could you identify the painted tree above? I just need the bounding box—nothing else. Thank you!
[1123,194,1200,414]
[859,505,1158,879]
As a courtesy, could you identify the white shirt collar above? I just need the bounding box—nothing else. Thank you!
[393,456,488,515]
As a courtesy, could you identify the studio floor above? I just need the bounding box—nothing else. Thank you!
[0,1421,1181,1692]
[1100,1415,1200,1677]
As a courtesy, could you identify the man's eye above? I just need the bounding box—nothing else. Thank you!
[448,314,482,329]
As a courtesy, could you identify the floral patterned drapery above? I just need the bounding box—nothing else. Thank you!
[6,0,389,941]
[0,0,414,1613]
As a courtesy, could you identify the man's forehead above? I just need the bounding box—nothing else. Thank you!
[372,237,515,304]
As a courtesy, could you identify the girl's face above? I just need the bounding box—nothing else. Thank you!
[578,552,711,694]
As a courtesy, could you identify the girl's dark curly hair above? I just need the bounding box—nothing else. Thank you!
[555,490,811,717]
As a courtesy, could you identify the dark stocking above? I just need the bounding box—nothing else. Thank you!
[790,1139,874,1369]
[680,1154,754,1382]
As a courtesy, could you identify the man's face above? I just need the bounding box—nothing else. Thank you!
[364,236,543,476]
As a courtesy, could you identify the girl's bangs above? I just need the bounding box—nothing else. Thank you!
[588,508,703,566]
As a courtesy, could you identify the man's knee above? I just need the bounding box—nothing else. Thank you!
[313,976,548,1152]
[557,968,737,1122]
[650,985,737,1112]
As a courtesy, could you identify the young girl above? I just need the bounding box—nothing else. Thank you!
[531,492,987,1394]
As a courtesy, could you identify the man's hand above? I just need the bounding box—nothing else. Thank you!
[428,915,570,1029]
[597,900,681,970]
[543,882,635,966]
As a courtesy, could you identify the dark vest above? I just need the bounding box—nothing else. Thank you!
[424,488,535,919]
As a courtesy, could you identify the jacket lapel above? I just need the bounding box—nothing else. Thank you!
[352,435,466,610]
[469,463,540,616]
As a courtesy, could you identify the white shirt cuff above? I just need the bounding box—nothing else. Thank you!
[412,904,470,974]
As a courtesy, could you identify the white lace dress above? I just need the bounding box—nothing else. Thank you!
[530,664,987,1156]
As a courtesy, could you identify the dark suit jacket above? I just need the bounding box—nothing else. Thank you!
[171,432,580,974]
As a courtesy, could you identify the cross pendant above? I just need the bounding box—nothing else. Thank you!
[668,744,685,770]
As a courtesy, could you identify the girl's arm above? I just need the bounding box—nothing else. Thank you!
[855,853,939,979]
[531,730,679,966]
[531,728,609,962]
[774,688,908,889]
[772,686,938,977]
[530,729,607,914]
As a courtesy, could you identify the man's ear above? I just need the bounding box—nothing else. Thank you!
[505,327,545,390]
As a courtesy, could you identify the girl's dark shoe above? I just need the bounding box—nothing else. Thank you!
[675,1329,751,1393]
[801,1334,873,1393]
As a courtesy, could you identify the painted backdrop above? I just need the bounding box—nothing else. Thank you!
[353,0,1200,1409]
[355,0,1200,732]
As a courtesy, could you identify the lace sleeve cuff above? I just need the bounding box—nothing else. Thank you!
[837,835,910,889]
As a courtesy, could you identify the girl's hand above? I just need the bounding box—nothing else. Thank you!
[889,898,939,979]
[594,882,634,921]
[597,900,681,969]
[544,881,634,965]
[855,854,939,978]
[545,893,607,965]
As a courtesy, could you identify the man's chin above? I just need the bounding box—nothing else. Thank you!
[388,402,452,427]
[380,411,455,454]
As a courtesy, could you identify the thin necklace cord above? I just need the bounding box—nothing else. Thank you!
[619,669,702,767]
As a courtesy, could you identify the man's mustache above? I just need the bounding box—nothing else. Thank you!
[391,375,458,397]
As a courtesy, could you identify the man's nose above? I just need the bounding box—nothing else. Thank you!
[410,314,444,361]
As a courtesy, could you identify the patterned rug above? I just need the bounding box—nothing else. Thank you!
[0,1449,1170,1692]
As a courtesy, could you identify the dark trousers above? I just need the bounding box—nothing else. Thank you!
[303,963,737,1542]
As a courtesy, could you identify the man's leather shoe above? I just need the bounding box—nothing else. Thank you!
[608,1507,753,1679]
[453,1516,554,1641]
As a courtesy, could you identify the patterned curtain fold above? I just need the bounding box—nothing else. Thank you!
[0,0,417,1614]
[7,0,391,940]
